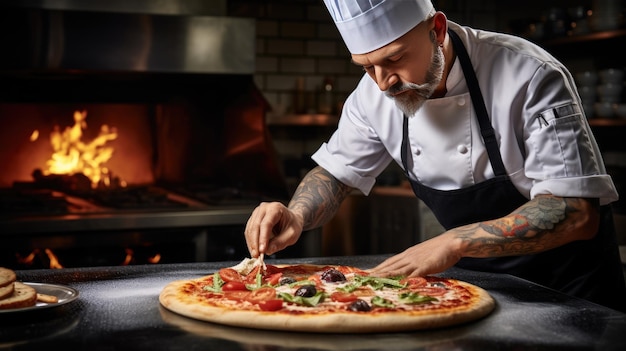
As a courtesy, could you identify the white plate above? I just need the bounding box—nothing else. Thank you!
[0,282,79,313]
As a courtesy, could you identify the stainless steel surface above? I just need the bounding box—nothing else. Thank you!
[2,255,625,350]
[0,4,254,74]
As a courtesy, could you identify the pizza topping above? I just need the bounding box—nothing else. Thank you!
[371,296,395,308]
[278,277,297,285]
[398,292,437,305]
[320,268,346,283]
[329,291,358,303]
[338,275,405,293]
[222,281,247,291]
[219,268,243,283]
[278,291,326,307]
[348,299,371,312]
[294,285,317,298]
[230,255,267,276]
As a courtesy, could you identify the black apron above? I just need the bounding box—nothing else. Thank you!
[400,29,626,312]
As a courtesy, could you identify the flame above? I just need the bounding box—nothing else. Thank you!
[122,248,134,265]
[15,249,38,266]
[40,110,118,188]
[147,253,161,264]
[44,248,64,269]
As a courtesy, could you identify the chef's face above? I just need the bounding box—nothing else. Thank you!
[352,22,444,116]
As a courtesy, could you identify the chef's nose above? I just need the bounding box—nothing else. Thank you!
[374,67,398,92]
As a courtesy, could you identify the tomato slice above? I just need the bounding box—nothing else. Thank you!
[244,266,261,284]
[401,277,428,289]
[257,299,283,311]
[330,291,358,303]
[222,281,248,291]
[264,272,282,286]
[219,268,243,283]
[246,287,277,302]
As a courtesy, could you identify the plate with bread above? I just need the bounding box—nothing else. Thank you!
[0,267,78,313]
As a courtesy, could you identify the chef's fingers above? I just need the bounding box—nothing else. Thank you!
[244,205,264,258]
[244,202,281,258]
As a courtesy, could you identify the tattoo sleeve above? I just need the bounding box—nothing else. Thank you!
[287,166,354,230]
[461,196,599,257]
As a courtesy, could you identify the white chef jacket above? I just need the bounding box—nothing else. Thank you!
[312,21,619,205]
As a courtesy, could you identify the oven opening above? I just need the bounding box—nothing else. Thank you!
[0,74,307,269]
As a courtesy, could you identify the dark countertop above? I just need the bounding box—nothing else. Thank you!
[1,255,625,350]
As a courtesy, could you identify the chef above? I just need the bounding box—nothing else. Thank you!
[244,0,626,312]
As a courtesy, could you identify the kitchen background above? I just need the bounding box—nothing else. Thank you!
[1,0,624,271]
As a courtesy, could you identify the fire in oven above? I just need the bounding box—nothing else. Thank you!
[0,77,295,270]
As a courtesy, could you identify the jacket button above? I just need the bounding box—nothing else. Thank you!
[457,98,466,106]
[457,145,468,154]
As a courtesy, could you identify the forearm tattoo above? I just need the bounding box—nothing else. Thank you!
[461,196,597,256]
[288,166,353,230]
[481,197,567,238]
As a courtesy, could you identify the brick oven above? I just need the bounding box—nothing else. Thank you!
[0,0,316,269]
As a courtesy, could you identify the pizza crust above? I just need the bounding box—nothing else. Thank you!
[159,267,496,333]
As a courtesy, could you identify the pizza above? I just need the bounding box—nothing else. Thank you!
[159,257,495,333]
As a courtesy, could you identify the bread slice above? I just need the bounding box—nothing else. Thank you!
[0,282,37,309]
[0,267,16,288]
[0,282,14,300]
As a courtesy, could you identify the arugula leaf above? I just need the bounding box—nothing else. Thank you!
[203,272,224,293]
[245,272,263,290]
[337,275,406,292]
[398,292,437,304]
[371,296,395,308]
[278,292,326,307]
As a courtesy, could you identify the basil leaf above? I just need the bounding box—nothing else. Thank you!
[398,292,437,304]
[371,296,395,308]
[278,292,326,307]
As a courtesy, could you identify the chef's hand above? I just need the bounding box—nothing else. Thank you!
[244,202,304,258]
[368,231,463,277]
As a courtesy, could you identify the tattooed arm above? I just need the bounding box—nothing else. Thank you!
[369,194,601,277]
[244,166,353,258]
[288,166,354,230]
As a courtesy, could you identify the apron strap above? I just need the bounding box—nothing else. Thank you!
[447,29,507,177]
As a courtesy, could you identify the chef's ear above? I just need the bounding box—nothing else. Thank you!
[430,12,448,46]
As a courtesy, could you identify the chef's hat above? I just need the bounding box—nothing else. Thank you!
[323,0,434,54]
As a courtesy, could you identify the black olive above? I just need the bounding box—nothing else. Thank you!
[279,277,297,285]
[321,268,346,283]
[348,299,371,312]
[294,285,317,297]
